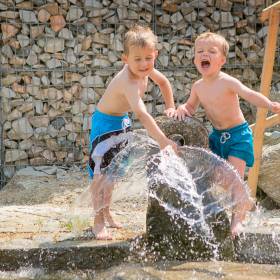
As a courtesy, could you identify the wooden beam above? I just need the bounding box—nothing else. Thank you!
[247,9,280,197]
[260,1,280,22]
[250,114,280,132]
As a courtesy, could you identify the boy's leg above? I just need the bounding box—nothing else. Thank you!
[228,155,254,237]
[89,175,112,240]
[228,155,246,179]
[102,179,122,228]
[228,155,255,207]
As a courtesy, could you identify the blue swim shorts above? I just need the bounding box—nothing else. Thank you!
[88,109,132,178]
[209,122,254,167]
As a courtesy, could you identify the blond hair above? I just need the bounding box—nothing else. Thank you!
[124,25,157,54]
[195,32,229,57]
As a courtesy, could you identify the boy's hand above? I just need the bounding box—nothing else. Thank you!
[176,104,192,121]
[164,107,177,118]
[159,138,178,154]
[270,101,280,114]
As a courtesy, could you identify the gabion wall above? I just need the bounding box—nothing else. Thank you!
[0,0,279,186]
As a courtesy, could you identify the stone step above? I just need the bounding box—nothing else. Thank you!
[0,240,130,271]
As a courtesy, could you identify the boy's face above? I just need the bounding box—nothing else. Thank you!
[194,39,226,77]
[122,45,158,78]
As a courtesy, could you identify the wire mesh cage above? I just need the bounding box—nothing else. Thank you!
[0,0,279,188]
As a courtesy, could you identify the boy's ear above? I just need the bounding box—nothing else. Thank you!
[122,54,128,64]
[221,56,226,66]
[154,50,158,57]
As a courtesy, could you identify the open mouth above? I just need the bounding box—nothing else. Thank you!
[201,60,210,69]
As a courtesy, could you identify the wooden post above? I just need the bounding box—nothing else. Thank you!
[247,7,280,197]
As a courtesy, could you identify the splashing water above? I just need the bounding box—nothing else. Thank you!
[145,145,253,260]
[73,130,253,259]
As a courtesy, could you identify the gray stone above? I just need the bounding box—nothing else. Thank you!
[34,166,57,175]
[258,143,280,205]
[51,117,66,130]
[19,10,38,23]
[146,145,237,260]
[1,45,13,58]
[4,140,18,149]
[29,116,50,128]
[46,58,62,69]
[80,88,95,104]
[0,3,8,10]
[144,117,248,260]
[16,167,48,177]
[7,109,22,121]
[26,50,38,66]
[155,115,209,147]
[5,149,28,163]
[0,87,16,99]
[44,38,65,53]
[10,118,33,140]
[80,75,104,88]
[58,28,73,40]
[220,12,234,28]
[84,0,103,9]
[66,6,83,21]
[19,139,33,150]
[17,34,30,48]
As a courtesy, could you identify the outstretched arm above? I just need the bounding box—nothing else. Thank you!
[124,84,177,151]
[232,78,280,114]
[149,69,176,117]
[177,83,200,121]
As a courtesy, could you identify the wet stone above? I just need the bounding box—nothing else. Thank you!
[155,115,209,148]
[146,146,234,261]
[145,118,234,260]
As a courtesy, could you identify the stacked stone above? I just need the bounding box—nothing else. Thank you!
[0,0,279,178]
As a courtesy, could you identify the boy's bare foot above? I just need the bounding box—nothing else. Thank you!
[230,221,242,239]
[107,219,123,229]
[91,211,112,240]
[104,209,122,228]
[248,200,256,212]
[94,227,112,240]
[230,207,248,239]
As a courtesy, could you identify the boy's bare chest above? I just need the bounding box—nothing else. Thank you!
[138,80,148,97]
[197,83,232,105]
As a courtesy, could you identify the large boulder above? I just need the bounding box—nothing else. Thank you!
[145,117,237,260]
[258,143,280,205]
[155,116,209,148]
[146,146,236,260]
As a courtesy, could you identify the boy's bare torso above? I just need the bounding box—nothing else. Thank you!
[195,72,245,130]
[97,65,147,116]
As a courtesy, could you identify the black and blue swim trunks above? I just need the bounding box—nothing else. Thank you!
[88,109,132,178]
[209,122,254,167]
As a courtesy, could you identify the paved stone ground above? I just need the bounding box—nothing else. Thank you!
[0,166,147,249]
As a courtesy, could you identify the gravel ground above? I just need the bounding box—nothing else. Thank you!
[0,166,148,242]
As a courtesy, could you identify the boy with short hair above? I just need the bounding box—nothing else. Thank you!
[176,32,280,236]
[88,25,177,240]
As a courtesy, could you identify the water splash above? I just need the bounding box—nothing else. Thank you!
[73,130,253,259]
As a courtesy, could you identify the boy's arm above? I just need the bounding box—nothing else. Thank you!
[232,78,280,114]
[149,69,176,117]
[177,84,200,121]
[124,85,177,150]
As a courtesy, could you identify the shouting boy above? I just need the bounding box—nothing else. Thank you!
[177,32,280,236]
